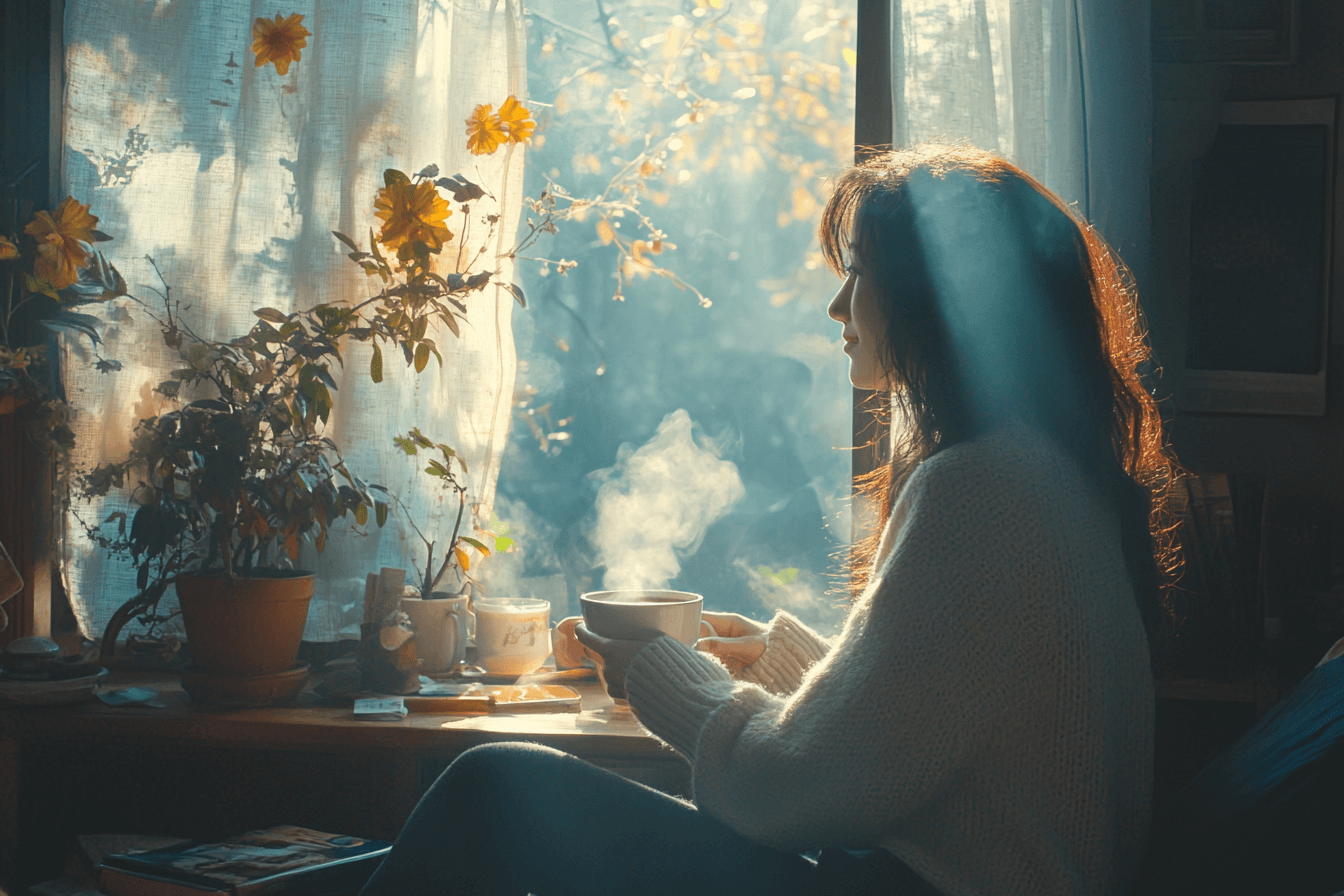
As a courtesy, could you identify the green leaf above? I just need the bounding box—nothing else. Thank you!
[254,307,288,323]
[375,501,388,527]
[460,536,491,556]
[437,175,486,202]
[24,273,58,299]
[413,342,429,373]
[354,502,369,526]
[384,168,410,187]
[39,315,101,346]
[370,343,383,383]
[332,231,360,252]
[312,364,338,392]
[494,535,514,553]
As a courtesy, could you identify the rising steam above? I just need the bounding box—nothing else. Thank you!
[589,409,745,591]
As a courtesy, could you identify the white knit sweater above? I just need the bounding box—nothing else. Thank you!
[625,423,1154,896]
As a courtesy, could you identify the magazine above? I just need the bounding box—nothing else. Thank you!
[99,825,391,896]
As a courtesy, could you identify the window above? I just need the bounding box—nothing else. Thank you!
[484,0,860,635]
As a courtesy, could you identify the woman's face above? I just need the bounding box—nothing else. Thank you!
[827,261,891,391]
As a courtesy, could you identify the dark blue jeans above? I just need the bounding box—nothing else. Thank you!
[359,742,944,896]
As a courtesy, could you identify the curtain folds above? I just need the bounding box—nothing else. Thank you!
[61,0,525,643]
[890,0,1152,288]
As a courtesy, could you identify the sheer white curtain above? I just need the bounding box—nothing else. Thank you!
[892,0,1152,284]
[60,0,526,642]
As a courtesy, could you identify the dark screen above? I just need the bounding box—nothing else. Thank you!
[1187,123,1328,374]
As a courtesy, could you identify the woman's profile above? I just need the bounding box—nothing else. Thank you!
[358,143,1179,896]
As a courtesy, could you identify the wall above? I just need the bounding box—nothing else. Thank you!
[1152,0,1344,497]
[1148,0,1344,674]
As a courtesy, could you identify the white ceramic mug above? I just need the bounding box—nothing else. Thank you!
[474,598,551,676]
[400,594,470,674]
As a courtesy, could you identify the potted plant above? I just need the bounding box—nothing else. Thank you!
[79,164,506,689]
[389,428,514,672]
[79,263,390,679]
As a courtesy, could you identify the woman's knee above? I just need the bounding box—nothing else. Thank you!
[445,741,568,780]
[431,742,573,806]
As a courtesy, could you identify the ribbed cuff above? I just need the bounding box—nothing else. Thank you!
[736,611,832,695]
[625,635,735,760]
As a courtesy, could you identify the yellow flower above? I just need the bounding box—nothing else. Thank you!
[497,95,536,144]
[465,104,507,155]
[23,197,98,289]
[374,180,453,259]
[0,236,17,260]
[252,13,310,76]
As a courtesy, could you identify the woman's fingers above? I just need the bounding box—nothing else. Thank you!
[696,634,767,674]
[700,611,768,639]
[574,622,651,701]
[553,616,588,669]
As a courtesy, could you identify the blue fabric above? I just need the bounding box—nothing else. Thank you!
[1134,657,1344,895]
[359,742,943,896]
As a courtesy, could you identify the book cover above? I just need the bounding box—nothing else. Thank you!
[72,833,194,879]
[99,825,391,896]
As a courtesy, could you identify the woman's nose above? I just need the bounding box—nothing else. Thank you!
[827,273,855,323]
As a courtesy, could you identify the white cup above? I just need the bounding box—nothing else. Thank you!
[579,590,703,646]
[474,598,551,676]
[400,594,469,674]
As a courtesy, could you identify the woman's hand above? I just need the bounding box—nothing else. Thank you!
[696,611,768,674]
[572,621,648,701]
[552,616,589,669]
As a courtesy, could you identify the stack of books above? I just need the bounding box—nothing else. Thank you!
[95,825,391,896]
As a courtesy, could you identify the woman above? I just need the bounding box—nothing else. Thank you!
[358,144,1179,896]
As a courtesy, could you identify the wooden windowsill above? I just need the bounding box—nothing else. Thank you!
[0,669,687,892]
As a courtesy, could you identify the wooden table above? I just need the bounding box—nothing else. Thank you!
[0,670,688,893]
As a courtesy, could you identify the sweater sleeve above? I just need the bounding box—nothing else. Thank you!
[623,449,1044,852]
[733,611,832,695]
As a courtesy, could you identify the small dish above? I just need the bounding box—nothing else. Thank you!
[3,635,62,679]
[180,662,309,708]
[0,665,109,706]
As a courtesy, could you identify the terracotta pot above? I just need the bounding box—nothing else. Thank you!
[0,393,25,416]
[175,572,314,676]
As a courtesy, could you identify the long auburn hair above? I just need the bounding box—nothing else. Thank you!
[820,144,1180,651]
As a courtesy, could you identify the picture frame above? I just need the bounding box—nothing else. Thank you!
[1155,0,1298,65]
[1180,97,1336,417]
